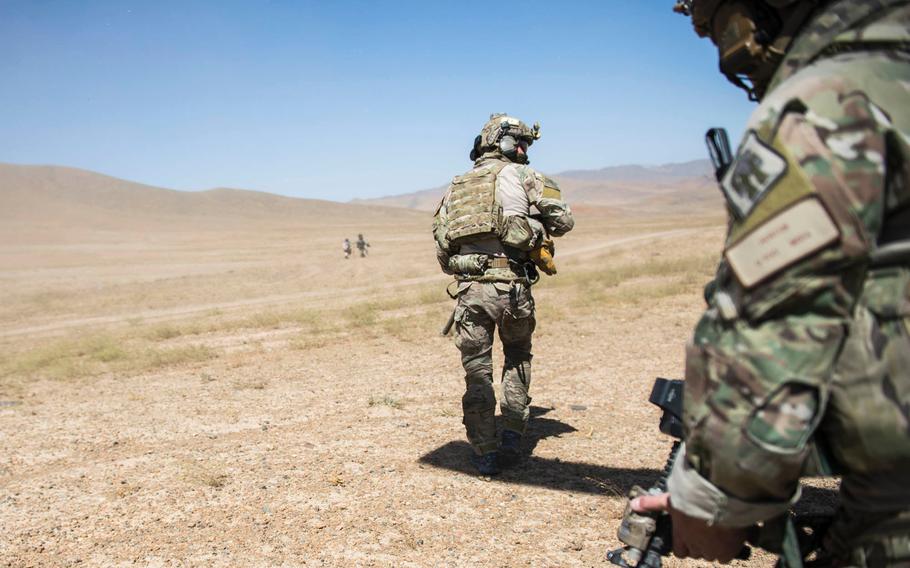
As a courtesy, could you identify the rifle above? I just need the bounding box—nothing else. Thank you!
[608,378,831,568]
[607,378,697,568]
[441,309,456,336]
[705,127,733,182]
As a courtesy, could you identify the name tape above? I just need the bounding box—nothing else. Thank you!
[725,198,840,288]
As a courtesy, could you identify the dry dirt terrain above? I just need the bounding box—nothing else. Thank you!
[0,166,836,567]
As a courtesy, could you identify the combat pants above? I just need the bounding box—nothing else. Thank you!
[453,281,535,455]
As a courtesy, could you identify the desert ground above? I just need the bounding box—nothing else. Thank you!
[0,167,837,567]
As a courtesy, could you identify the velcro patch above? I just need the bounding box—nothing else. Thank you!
[721,131,787,219]
[542,175,561,200]
[725,198,840,288]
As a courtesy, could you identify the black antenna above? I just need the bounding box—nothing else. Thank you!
[705,128,733,182]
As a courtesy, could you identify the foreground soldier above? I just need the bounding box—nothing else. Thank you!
[630,1,910,565]
[433,114,574,475]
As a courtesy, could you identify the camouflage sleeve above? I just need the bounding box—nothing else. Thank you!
[671,58,899,527]
[433,191,454,273]
[436,242,453,275]
[525,169,574,237]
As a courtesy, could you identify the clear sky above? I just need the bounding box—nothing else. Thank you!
[0,1,755,201]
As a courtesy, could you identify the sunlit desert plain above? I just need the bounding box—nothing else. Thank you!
[0,163,835,567]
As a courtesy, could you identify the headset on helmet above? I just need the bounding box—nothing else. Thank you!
[470,114,541,163]
[674,0,822,100]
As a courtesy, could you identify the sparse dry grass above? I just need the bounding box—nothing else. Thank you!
[368,394,403,409]
[180,460,230,489]
[541,251,718,312]
[0,216,723,386]
[0,234,719,383]
[0,210,744,566]
[0,333,217,382]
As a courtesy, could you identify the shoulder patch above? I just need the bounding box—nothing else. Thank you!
[724,197,840,289]
[541,175,561,200]
[721,131,787,219]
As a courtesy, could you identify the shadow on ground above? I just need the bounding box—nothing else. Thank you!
[418,406,662,496]
[419,407,842,508]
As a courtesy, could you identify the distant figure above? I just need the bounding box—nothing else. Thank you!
[356,233,369,257]
[342,238,352,259]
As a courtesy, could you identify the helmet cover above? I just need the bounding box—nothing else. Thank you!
[472,114,541,163]
[673,0,816,100]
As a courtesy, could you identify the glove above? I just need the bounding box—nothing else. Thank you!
[530,238,557,276]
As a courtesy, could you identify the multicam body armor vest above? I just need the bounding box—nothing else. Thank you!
[435,155,573,283]
[434,161,531,283]
[443,162,507,248]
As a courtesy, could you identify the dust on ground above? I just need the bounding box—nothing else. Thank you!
[0,210,834,567]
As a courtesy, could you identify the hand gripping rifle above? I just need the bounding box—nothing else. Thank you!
[607,378,832,568]
[607,377,698,568]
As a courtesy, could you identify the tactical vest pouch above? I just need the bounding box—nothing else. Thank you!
[448,254,489,276]
[863,266,910,319]
[826,266,910,474]
[445,164,505,247]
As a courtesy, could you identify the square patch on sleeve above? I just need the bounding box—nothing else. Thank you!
[725,197,840,288]
[721,131,787,219]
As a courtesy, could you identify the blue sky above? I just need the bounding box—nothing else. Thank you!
[0,1,755,201]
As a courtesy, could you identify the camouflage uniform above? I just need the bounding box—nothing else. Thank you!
[356,234,369,257]
[668,2,910,565]
[434,116,574,456]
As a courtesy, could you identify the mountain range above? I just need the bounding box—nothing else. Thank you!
[1,158,721,242]
[352,159,721,211]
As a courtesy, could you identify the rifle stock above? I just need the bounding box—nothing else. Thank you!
[441,309,456,336]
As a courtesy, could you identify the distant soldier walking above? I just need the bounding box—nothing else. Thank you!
[356,233,370,257]
[433,114,574,475]
[342,238,352,259]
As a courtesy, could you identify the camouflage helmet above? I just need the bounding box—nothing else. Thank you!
[470,113,541,164]
[673,0,823,100]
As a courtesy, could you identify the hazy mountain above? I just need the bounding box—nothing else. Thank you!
[0,158,722,246]
[557,159,712,182]
[0,163,425,238]
[352,159,721,213]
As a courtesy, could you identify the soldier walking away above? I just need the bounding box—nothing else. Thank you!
[356,233,370,257]
[342,238,352,259]
[433,114,574,475]
[628,2,910,566]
